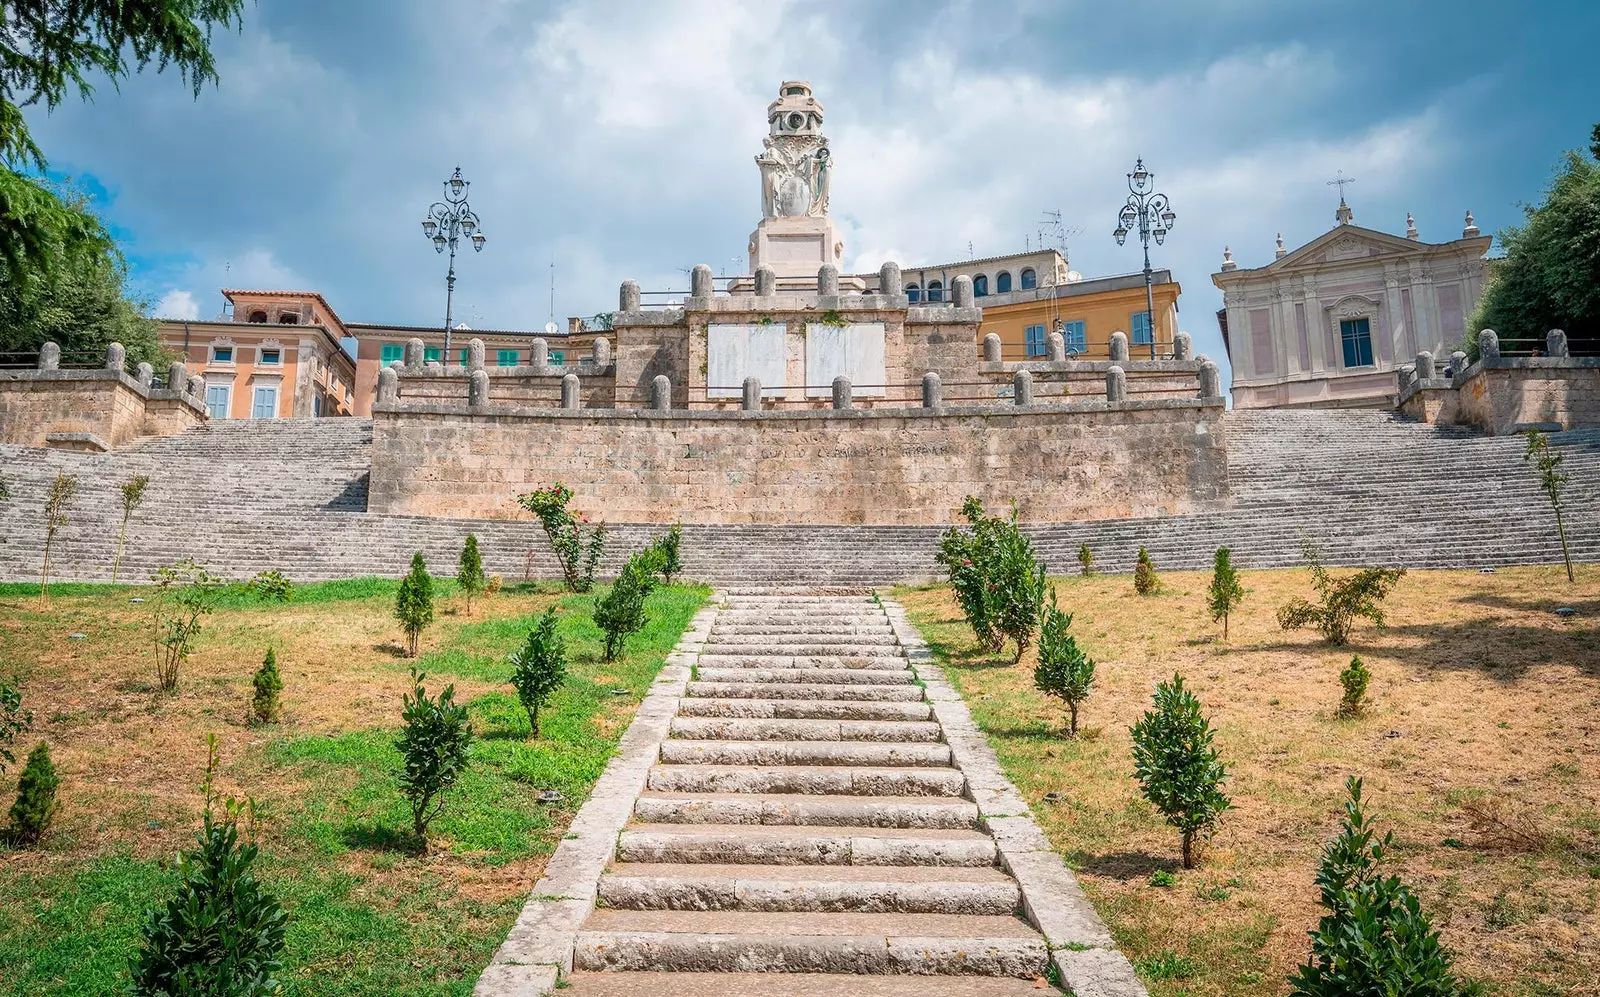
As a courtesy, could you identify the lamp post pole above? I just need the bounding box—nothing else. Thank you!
[421,167,486,366]
[1113,157,1175,359]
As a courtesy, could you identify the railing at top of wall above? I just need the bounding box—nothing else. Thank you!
[0,349,141,372]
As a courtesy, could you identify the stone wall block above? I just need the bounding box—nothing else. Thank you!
[620,279,641,312]
[1548,328,1570,358]
[377,366,399,405]
[562,373,581,410]
[469,369,490,409]
[754,266,776,296]
[1107,365,1128,403]
[1415,350,1435,380]
[404,338,426,369]
[817,264,839,297]
[1013,370,1034,406]
[878,261,903,297]
[651,374,672,411]
[1109,331,1130,363]
[1478,329,1500,360]
[922,372,942,408]
[952,274,974,308]
[1047,332,1066,363]
[1173,331,1194,361]
[38,342,60,370]
[104,342,126,372]
[135,362,154,388]
[467,338,486,371]
[1198,361,1221,399]
[982,333,1003,362]
[832,375,853,410]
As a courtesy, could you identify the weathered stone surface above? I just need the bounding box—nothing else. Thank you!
[1053,948,1152,996]
[471,963,559,997]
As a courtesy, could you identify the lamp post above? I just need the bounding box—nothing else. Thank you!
[421,167,487,367]
[1113,157,1175,359]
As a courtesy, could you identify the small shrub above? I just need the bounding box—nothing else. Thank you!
[251,649,283,725]
[1277,541,1406,646]
[1077,542,1095,576]
[394,553,435,658]
[394,668,473,846]
[1207,546,1245,640]
[1288,776,1481,997]
[457,533,486,615]
[1338,655,1370,717]
[1034,588,1095,737]
[516,483,608,593]
[935,496,1047,661]
[1523,429,1574,583]
[508,609,567,738]
[1131,673,1231,868]
[1133,546,1159,596]
[112,473,151,584]
[486,573,503,595]
[248,569,293,603]
[150,560,222,692]
[0,677,32,774]
[38,472,77,606]
[5,740,59,844]
[1148,869,1177,887]
[653,523,684,583]
[594,552,659,663]
[129,737,287,996]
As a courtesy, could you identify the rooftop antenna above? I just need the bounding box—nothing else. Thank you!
[968,240,974,260]
[548,257,555,325]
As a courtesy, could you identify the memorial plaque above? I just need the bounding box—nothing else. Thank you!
[708,324,787,398]
[805,323,886,397]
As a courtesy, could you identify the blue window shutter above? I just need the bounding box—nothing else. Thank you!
[1063,320,1086,353]
[1131,312,1153,345]
[1024,324,1047,357]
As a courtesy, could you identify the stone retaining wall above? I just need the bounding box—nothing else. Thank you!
[368,398,1230,525]
[0,367,205,449]
[1396,334,1600,435]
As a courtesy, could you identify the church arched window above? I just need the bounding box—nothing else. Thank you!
[973,274,988,297]
[906,282,921,302]
[996,271,1012,293]
[927,280,943,303]
[1020,268,1037,290]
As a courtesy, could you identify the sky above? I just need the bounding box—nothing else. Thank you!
[26,0,1600,383]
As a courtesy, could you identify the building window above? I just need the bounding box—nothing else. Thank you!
[259,348,281,365]
[252,385,279,419]
[424,346,442,364]
[1340,318,1374,367]
[246,310,267,323]
[927,280,943,303]
[278,313,299,325]
[1060,320,1086,354]
[1024,324,1047,357]
[1131,312,1153,345]
[1020,268,1037,290]
[211,346,233,363]
[459,348,470,367]
[906,283,921,302]
[313,395,322,417]
[205,384,230,419]
[972,274,988,297]
[497,349,519,366]
[549,350,565,366]
[380,343,404,365]
[995,271,1012,293]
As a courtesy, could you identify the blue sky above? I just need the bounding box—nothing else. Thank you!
[26,0,1600,381]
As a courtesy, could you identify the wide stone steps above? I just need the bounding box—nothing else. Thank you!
[693,667,915,686]
[646,765,966,798]
[617,824,998,867]
[597,863,1019,914]
[658,741,953,767]
[674,699,934,721]
[631,793,981,829]
[684,683,925,702]
[666,718,945,742]
[561,972,1052,996]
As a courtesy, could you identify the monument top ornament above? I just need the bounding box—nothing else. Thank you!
[757,81,831,221]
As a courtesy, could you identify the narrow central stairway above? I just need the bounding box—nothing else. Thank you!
[562,591,1053,995]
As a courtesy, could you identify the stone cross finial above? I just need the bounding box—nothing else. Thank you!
[1478,329,1500,360]
[1106,365,1127,403]
[1547,328,1569,358]
[831,375,852,409]
[531,338,549,370]
[1109,331,1130,363]
[817,264,839,297]
[467,338,485,371]
[742,376,762,411]
[1173,331,1194,361]
[1463,211,1479,238]
[651,374,672,411]
[1415,350,1435,380]
[135,362,153,388]
[592,337,612,367]
[754,266,776,296]
[921,371,942,408]
[104,342,126,371]
[878,261,903,297]
[982,333,1002,362]
[561,372,581,410]
[691,264,714,299]
[952,274,974,308]
[377,365,398,405]
[1405,212,1419,240]
[1012,370,1033,406]
[620,279,641,311]
[1198,360,1221,398]
[468,369,489,409]
[404,338,425,369]
[38,342,60,370]
[1047,332,1066,363]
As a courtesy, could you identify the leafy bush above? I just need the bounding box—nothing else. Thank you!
[516,483,608,593]
[509,608,567,738]
[38,471,76,606]
[1523,429,1574,583]
[395,668,473,845]
[1277,541,1406,646]
[394,553,435,658]
[594,551,659,663]
[248,569,293,603]
[486,573,503,595]
[5,740,58,844]
[150,560,222,692]
[935,496,1047,661]
[0,676,32,774]
[1207,546,1246,640]
[130,738,287,996]
[457,533,486,615]
[1134,546,1159,596]
[112,473,150,584]
[1338,656,1370,718]
[1077,542,1095,576]
[1033,588,1095,737]
[1288,776,1481,997]
[1131,673,1231,868]
[652,523,684,583]
[251,649,283,725]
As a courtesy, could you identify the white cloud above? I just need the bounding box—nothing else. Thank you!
[154,289,200,320]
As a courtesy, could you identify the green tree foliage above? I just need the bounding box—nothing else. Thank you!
[1207,546,1246,640]
[1077,542,1095,576]
[1288,777,1481,997]
[1277,542,1406,646]
[6,740,58,844]
[150,559,220,692]
[652,523,684,583]
[394,553,435,658]
[1033,588,1095,737]
[1130,673,1231,869]
[508,608,567,738]
[111,473,151,584]
[1469,128,1600,350]
[1339,656,1371,718]
[1133,546,1159,596]
[251,648,282,725]
[37,471,76,606]
[247,569,293,603]
[394,668,472,845]
[517,483,608,593]
[130,735,287,996]
[594,551,660,663]
[456,533,486,615]
[1523,429,1574,582]
[0,676,33,774]
[935,496,1047,661]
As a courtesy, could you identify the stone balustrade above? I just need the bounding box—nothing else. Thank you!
[1396,327,1600,434]
[0,341,207,449]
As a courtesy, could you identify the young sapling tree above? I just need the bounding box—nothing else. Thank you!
[1338,655,1371,718]
[0,676,32,774]
[1277,541,1405,646]
[38,472,77,606]
[149,560,221,693]
[394,553,435,658]
[5,740,59,845]
[508,608,567,738]
[1130,673,1231,868]
[112,473,150,583]
[457,533,486,616]
[1133,546,1159,596]
[1033,588,1095,736]
[1207,546,1246,640]
[251,649,283,724]
[1077,542,1095,576]
[1523,429,1574,582]
[394,668,473,847]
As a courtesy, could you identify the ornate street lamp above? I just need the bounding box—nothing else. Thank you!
[421,167,487,366]
[1113,157,1175,359]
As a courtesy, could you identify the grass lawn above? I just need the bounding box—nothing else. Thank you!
[0,573,708,996]
[895,564,1599,997]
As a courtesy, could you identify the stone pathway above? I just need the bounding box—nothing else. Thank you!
[476,592,1143,996]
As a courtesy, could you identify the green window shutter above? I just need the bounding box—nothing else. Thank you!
[424,346,441,363]
[380,344,403,364]
[497,349,520,366]
[549,351,565,366]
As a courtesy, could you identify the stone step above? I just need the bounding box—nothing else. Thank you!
[701,643,900,657]
[632,793,980,829]
[646,764,965,798]
[693,667,915,686]
[711,623,895,635]
[597,863,1020,914]
[684,683,925,703]
[560,971,1056,996]
[572,910,1045,976]
[659,740,952,767]
[667,717,944,742]
[674,699,933,721]
[705,633,900,646]
[695,655,909,669]
[616,824,997,866]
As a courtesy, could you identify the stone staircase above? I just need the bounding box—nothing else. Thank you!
[558,592,1059,995]
[0,409,1597,586]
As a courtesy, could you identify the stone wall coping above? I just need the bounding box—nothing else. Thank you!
[0,366,207,413]
[978,358,1203,375]
[907,305,983,324]
[374,396,1225,422]
[394,363,614,379]
[611,309,686,327]
[1397,354,1600,406]
[1394,378,1456,407]
[678,293,911,314]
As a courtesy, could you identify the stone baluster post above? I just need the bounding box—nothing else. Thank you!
[832,375,853,409]
[1173,331,1194,361]
[186,374,205,398]
[468,369,489,410]
[952,274,974,308]
[135,362,153,388]
[1397,365,1416,391]
[377,366,399,405]
[1012,370,1033,406]
[1547,328,1570,358]
[1449,351,1469,379]
[531,337,549,370]
[561,373,581,410]
[593,337,612,367]
[922,372,942,408]
[754,266,776,296]
[691,264,714,299]
[651,374,672,411]
[467,338,485,371]
[1106,365,1127,403]
[1109,331,1130,363]
[1048,332,1066,362]
[982,333,1003,362]
[1477,329,1500,361]
[817,264,839,297]
[38,342,60,370]
[104,342,125,372]
[879,261,903,297]
[1415,350,1435,380]
[620,279,641,312]
[167,361,187,389]
[1198,360,1221,398]
[404,338,425,369]
[742,377,762,411]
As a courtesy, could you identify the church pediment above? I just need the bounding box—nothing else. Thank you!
[1268,225,1427,272]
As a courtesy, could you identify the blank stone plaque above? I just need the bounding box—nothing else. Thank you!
[708,324,786,398]
[806,322,886,397]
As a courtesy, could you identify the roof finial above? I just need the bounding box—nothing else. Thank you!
[1328,170,1355,226]
[1405,212,1419,240]
[1274,233,1286,259]
[1220,246,1237,271]
[1463,210,1479,238]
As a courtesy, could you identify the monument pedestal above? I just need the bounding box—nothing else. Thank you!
[729,216,865,294]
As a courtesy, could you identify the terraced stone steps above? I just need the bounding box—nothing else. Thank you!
[561,972,1053,996]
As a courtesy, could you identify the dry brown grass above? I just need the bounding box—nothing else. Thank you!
[897,564,1600,997]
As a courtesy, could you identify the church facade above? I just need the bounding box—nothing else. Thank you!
[1212,201,1492,409]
